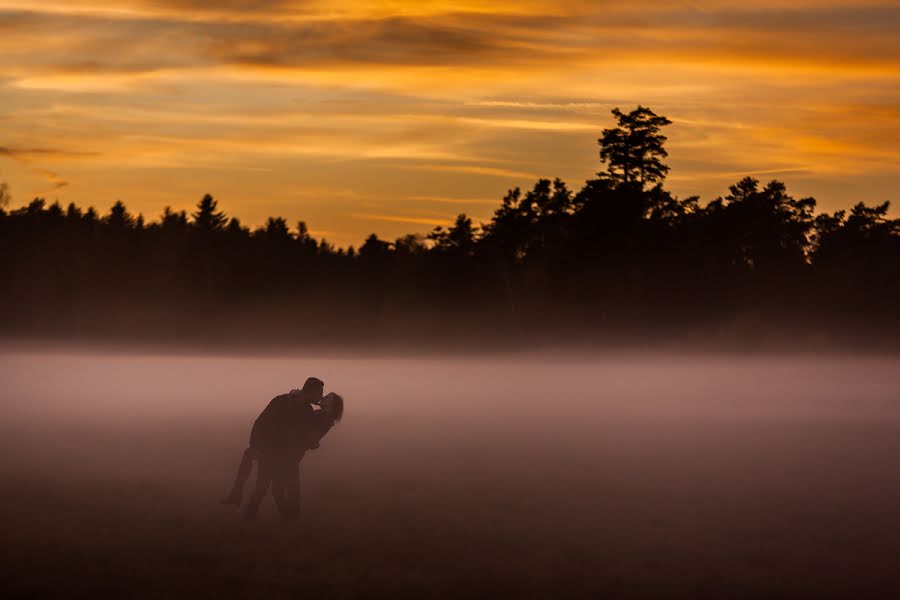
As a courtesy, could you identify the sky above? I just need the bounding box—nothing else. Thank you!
[1,1,898,247]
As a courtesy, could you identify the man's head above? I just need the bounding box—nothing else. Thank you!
[289,377,325,402]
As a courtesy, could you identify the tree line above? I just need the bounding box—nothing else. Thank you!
[1,107,898,348]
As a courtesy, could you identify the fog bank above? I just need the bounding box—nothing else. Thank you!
[2,351,899,598]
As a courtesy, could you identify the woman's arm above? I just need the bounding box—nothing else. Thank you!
[306,410,335,450]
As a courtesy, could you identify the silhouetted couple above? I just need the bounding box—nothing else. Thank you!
[222,377,344,521]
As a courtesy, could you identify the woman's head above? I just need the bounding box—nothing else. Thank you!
[321,392,344,422]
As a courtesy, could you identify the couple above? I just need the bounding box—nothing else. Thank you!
[222,377,343,521]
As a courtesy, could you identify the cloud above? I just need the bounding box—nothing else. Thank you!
[402,164,541,179]
[0,148,80,190]
[3,3,897,84]
[0,146,98,161]
[35,168,69,190]
[408,195,501,206]
[0,0,897,240]
[347,212,449,227]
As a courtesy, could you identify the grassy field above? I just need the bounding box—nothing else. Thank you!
[2,351,899,598]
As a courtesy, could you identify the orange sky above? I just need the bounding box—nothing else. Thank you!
[1,0,898,246]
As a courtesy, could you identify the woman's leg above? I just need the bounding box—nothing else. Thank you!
[221,447,260,505]
[242,460,272,520]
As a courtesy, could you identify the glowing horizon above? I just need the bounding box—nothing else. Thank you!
[1,1,898,246]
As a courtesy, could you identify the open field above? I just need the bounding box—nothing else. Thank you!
[2,351,899,598]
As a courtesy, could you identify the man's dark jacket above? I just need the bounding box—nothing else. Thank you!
[249,393,334,463]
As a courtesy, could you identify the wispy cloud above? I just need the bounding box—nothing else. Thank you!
[0,146,97,160]
[3,3,898,81]
[403,164,541,179]
[408,195,501,206]
[35,168,69,190]
[347,212,449,227]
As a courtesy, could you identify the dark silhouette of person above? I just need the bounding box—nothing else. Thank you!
[221,377,342,520]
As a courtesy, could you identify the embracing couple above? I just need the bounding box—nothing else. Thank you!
[221,377,344,521]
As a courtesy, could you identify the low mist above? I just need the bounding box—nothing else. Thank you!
[2,350,899,598]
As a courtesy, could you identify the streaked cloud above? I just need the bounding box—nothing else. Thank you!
[0,146,98,160]
[408,195,501,206]
[348,212,450,227]
[35,169,69,190]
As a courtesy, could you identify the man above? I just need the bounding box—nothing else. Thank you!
[222,377,325,520]
[252,391,342,521]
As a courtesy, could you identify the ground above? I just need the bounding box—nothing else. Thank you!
[2,351,899,598]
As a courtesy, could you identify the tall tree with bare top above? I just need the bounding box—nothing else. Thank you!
[599,106,672,189]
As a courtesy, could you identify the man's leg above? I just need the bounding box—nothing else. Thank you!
[242,460,272,520]
[280,465,301,522]
[269,463,300,522]
[270,475,287,517]
[221,447,260,506]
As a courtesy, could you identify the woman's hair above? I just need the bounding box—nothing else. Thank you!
[324,392,344,422]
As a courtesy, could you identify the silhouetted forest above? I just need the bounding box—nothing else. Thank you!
[1,107,898,349]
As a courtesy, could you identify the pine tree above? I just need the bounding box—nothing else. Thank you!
[192,193,227,232]
[599,106,672,189]
[105,200,135,229]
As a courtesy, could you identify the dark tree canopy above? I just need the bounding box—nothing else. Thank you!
[429,214,478,256]
[0,106,897,348]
